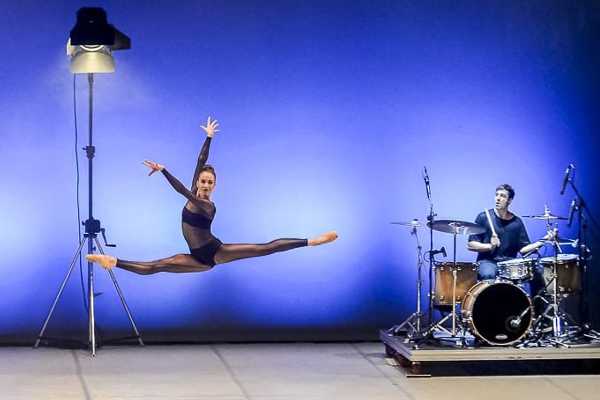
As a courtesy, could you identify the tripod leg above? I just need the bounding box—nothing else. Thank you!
[88,238,96,356]
[95,238,144,346]
[35,237,88,348]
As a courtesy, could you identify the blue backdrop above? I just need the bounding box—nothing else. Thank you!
[1,0,599,343]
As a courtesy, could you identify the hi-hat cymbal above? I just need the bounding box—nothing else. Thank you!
[522,213,567,221]
[427,219,486,235]
[390,219,422,228]
[522,205,567,221]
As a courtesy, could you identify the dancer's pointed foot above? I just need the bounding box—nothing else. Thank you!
[308,231,338,246]
[86,254,117,269]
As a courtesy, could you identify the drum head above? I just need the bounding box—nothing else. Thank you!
[540,254,579,265]
[469,282,532,345]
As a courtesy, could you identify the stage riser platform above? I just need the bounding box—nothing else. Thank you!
[381,330,600,377]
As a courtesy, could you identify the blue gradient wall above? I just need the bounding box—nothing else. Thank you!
[1,1,598,342]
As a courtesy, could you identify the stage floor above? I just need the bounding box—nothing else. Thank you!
[1,342,598,399]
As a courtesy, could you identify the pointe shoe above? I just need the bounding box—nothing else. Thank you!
[308,231,338,246]
[86,254,117,269]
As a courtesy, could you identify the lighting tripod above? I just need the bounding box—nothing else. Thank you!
[34,73,143,356]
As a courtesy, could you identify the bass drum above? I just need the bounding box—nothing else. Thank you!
[462,281,533,346]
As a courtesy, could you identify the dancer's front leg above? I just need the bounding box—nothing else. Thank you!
[213,231,337,265]
[86,254,212,275]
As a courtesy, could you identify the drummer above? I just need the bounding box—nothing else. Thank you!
[467,184,555,285]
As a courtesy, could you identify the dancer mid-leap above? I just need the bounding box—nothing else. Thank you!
[87,117,337,274]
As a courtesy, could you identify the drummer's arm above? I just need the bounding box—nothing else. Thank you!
[468,241,494,252]
[467,214,494,252]
[520,241,543,255]
[520,228,556,254]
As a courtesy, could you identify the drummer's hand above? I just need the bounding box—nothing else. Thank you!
[490,234,501,250]
[543,228,558,242]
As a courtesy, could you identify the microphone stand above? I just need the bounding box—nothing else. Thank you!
[424,167,436,326]
[565,178,600,340]
[388,168,434,341]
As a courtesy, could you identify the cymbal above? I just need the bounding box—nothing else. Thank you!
[540,238,577,247]
[427,219,486,235]
[390,219,422,227]
[522,213,567,220]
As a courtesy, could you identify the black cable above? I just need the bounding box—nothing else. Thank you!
[73,74,88,313]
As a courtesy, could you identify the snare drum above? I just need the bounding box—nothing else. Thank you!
[540,254,581,294]
[497,258,535,281]
[433,262,478,306]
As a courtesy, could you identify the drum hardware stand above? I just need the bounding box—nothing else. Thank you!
[389,221,426,338]
[420,225,466,343]
[526,236,588,347]
[34,73,144,356]
[415,219,484,347]
[541,233,576,346]
[561,164,600,339]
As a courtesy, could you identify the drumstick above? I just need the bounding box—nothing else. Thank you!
[484,208,497,237]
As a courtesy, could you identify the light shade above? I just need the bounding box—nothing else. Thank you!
[66,7,130,74]
[67,42,115,74]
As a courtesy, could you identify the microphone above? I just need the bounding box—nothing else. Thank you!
[560,164,574,195]
[509,316,521,330]
[429,246,447,258]
[423,166,431,200]
[567,198,577,228]
[507,308,530,331]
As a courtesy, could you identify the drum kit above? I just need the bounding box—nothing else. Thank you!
[388,166,599,348]
[391,212,596,347]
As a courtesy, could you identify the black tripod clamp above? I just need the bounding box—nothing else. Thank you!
[84,145,95,159]
[83,218,116,247]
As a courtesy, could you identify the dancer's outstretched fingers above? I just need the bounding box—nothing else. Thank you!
[143,160,163,175]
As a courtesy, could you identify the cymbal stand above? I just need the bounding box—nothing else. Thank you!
[451,229,459,336]
[389,223,425,338]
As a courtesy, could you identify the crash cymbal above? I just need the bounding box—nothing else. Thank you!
[427,219,486,235]
[390,219,422,227]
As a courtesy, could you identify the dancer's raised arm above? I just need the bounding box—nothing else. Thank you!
[191,116,219,193]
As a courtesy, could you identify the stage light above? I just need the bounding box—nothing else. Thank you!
[36,7,141,356]
[66,7,131,74]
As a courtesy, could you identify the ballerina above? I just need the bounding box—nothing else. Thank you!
[86,117,337,274]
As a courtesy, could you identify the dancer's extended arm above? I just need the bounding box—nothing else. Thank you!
[191,117,220,193]
[143,160,213,213]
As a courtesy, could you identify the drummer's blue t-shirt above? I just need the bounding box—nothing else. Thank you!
[468,209,531,262]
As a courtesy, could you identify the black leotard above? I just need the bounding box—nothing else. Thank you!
[160,136,223,266]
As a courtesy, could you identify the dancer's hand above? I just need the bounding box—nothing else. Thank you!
[201,116,219,138]
[143,160,165,176]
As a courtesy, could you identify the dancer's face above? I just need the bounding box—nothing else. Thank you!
[197,171,216,199]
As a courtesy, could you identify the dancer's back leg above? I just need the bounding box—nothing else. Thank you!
[118,254,213,274]
[214,239,308,265]
[88,254,212,274]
